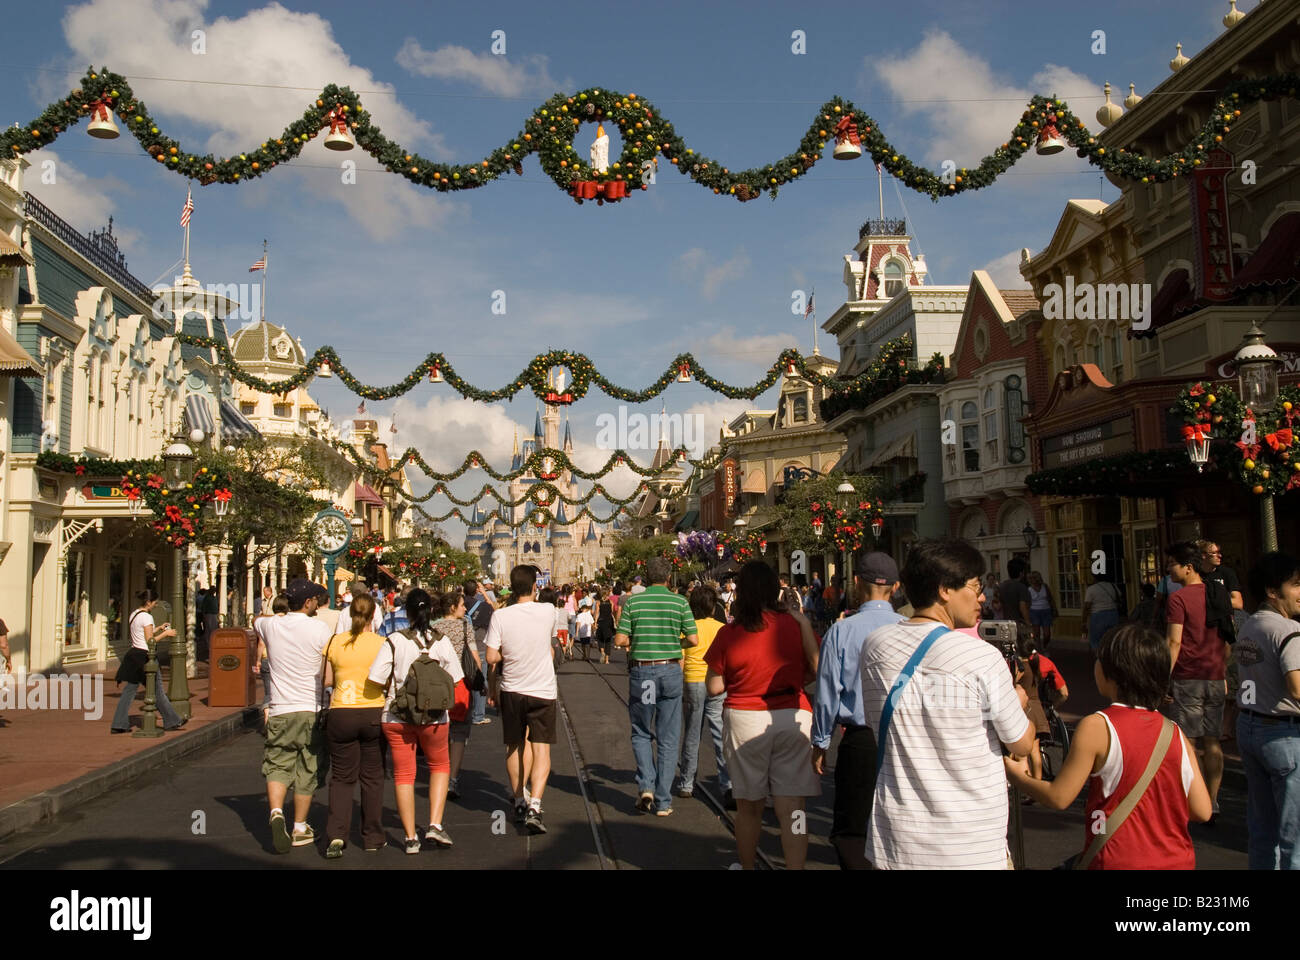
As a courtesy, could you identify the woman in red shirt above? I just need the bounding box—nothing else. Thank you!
[705,560,821,869]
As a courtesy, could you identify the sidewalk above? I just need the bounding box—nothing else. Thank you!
[0,658,260,841]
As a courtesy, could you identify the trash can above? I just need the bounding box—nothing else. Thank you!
[209,628,257,707]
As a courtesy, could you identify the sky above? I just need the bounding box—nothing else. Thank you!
[2,0,1258,539]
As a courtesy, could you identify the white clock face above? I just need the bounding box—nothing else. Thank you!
[314,515,350,553]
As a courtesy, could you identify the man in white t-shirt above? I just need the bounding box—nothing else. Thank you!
[860,539,1035,870]
[256,578,333,854]
[485,564,558,835]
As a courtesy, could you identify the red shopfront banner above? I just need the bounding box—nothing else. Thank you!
[722,459,737,517]
[1189,148,1235,301]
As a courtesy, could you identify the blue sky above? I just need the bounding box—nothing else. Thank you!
[2,0,1256,535]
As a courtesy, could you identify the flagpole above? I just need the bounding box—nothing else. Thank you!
[810,287,818,356]
[260,239,268,325]
[877,163,885,220]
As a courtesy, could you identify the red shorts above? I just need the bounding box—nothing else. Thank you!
[557,630,569,641]
[382,721,450,784]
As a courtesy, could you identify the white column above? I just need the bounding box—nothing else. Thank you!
[218,555,228,625]
[246,558,255,620]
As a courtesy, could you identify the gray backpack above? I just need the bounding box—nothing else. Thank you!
[387,630,455,724]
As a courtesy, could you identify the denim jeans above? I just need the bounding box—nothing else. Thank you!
[111,674,182,731]
[470,631,488,723]
[1237,712,1300,870]
[678,681,729,792]
[628,662,683,811]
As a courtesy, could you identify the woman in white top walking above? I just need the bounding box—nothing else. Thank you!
[1027,571,1058,648]
[367,588,464,853]
[111,589,186,733]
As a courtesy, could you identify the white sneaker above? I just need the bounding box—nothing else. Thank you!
[728,862,743,870]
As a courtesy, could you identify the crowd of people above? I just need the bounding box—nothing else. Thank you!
[172,531,1300,871]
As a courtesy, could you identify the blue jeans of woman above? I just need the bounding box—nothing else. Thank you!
[470,630,488,723]
[111,673,182,731]
[677,681,730,793]
[1238,712,1300,869]
[1088,608,1121,651]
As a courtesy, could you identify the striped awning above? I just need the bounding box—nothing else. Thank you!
[219,398,260,440]
[0,233,32,267]
[183,394,216,437]
[866,432,917,468]
[0,324,42,376]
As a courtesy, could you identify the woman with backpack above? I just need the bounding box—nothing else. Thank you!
[366,588,464,853]
[322,592,388,858]
[431,590,479,802]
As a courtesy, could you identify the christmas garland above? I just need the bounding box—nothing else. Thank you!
[7,68,1297,202]
[36,452,160,477]
[413,502,630,528]
[176,333,928,407]
[345,530,386,563]
[820,343,946,422]
[407,478,667,509]
[1175,381,1300,496]
[1024,449,1200,497]
[330,437,693,486]
[120,465,234,547]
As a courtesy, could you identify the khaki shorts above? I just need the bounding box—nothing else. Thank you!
[722,707,821,801]
[1166,677,1226,740]
[262,711,324,794]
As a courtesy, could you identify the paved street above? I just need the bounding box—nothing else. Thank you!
[0,647,1247,870]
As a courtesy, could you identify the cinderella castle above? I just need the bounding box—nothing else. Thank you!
[464,392,616,585]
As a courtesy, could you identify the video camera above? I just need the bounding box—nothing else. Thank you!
[977,620,1026,677]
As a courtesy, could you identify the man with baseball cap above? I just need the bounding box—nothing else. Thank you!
[257,577,333,853]
[811,551,903,869]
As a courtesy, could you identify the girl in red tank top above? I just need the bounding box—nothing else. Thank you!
[1005,624,1212,868]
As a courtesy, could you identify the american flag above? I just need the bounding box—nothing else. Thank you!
[248,256,267,272]
[357,400,366,415]
[804,290,815,318]
[180,189,193,227]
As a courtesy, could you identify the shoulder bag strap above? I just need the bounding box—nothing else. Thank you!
[1279,631,1300,656]
[1075,717,1175,870]
[875,625,949,778]
[468,598,484,620]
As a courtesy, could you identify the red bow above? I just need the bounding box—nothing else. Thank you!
[1266,428,1293,451]
[1181,424,1210,443]
[328,107,347,134]
[214,488,232,502]
[1188,382,1206,397]
[89,99,111,122]
[834,116,860,145]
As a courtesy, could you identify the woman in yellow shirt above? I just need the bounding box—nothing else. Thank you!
[676,585,733,804]
[322,592,389,858]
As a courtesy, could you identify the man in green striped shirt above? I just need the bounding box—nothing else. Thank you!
[615,558,698,816]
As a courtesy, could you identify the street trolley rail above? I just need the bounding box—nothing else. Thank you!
[560,651,776,871]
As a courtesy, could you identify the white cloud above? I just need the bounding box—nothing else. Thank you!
[23,148,144,249]
[395,39,562,98]
[979,249,1032,290]
[869,30,1097,170]
[52,0,455,238]
[675,247,750,301]
[689,327,800,381]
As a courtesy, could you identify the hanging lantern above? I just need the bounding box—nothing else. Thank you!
[812,516,825,537]
[428,363,443,383]
[1182,424,1211,472]
[324,108,355,151]
[759,538,768,555]
[832,116,862,160]
[716,541,726,559]
[127,493,143,519]
[213,489,232,517]
[677,363,692,383]
[1036,115,1066,155]
[871,516,884,538]
[86,100,120,140]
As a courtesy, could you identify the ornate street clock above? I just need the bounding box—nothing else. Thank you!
[310,508,352,557]
[309,508,353,608]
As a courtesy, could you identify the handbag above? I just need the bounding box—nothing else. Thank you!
[1074,717,1175,870]
[459,620,486,693]
[448,678,472,722]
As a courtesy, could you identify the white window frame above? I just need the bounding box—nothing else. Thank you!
[960,400,979,474]
[982,385,999,466]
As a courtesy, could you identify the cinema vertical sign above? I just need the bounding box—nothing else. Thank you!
[1189,148,1235,301]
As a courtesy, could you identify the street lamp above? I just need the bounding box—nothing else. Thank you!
[1235,323,1282,550]
[161,434,196,721]
[1022,521,1039,549]
[835,480,855,591]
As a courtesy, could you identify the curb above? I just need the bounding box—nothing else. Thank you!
[0,705,261,844]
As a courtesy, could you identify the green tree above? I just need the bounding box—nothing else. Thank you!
[600,533,678,585]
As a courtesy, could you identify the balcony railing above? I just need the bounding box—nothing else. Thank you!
[23,193,156,306]
[859,218,907,240]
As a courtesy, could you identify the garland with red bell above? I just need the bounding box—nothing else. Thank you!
[120,465,234,547]
[1175,381,1300,496]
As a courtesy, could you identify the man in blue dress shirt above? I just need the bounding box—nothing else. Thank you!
[812,551,903,870]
